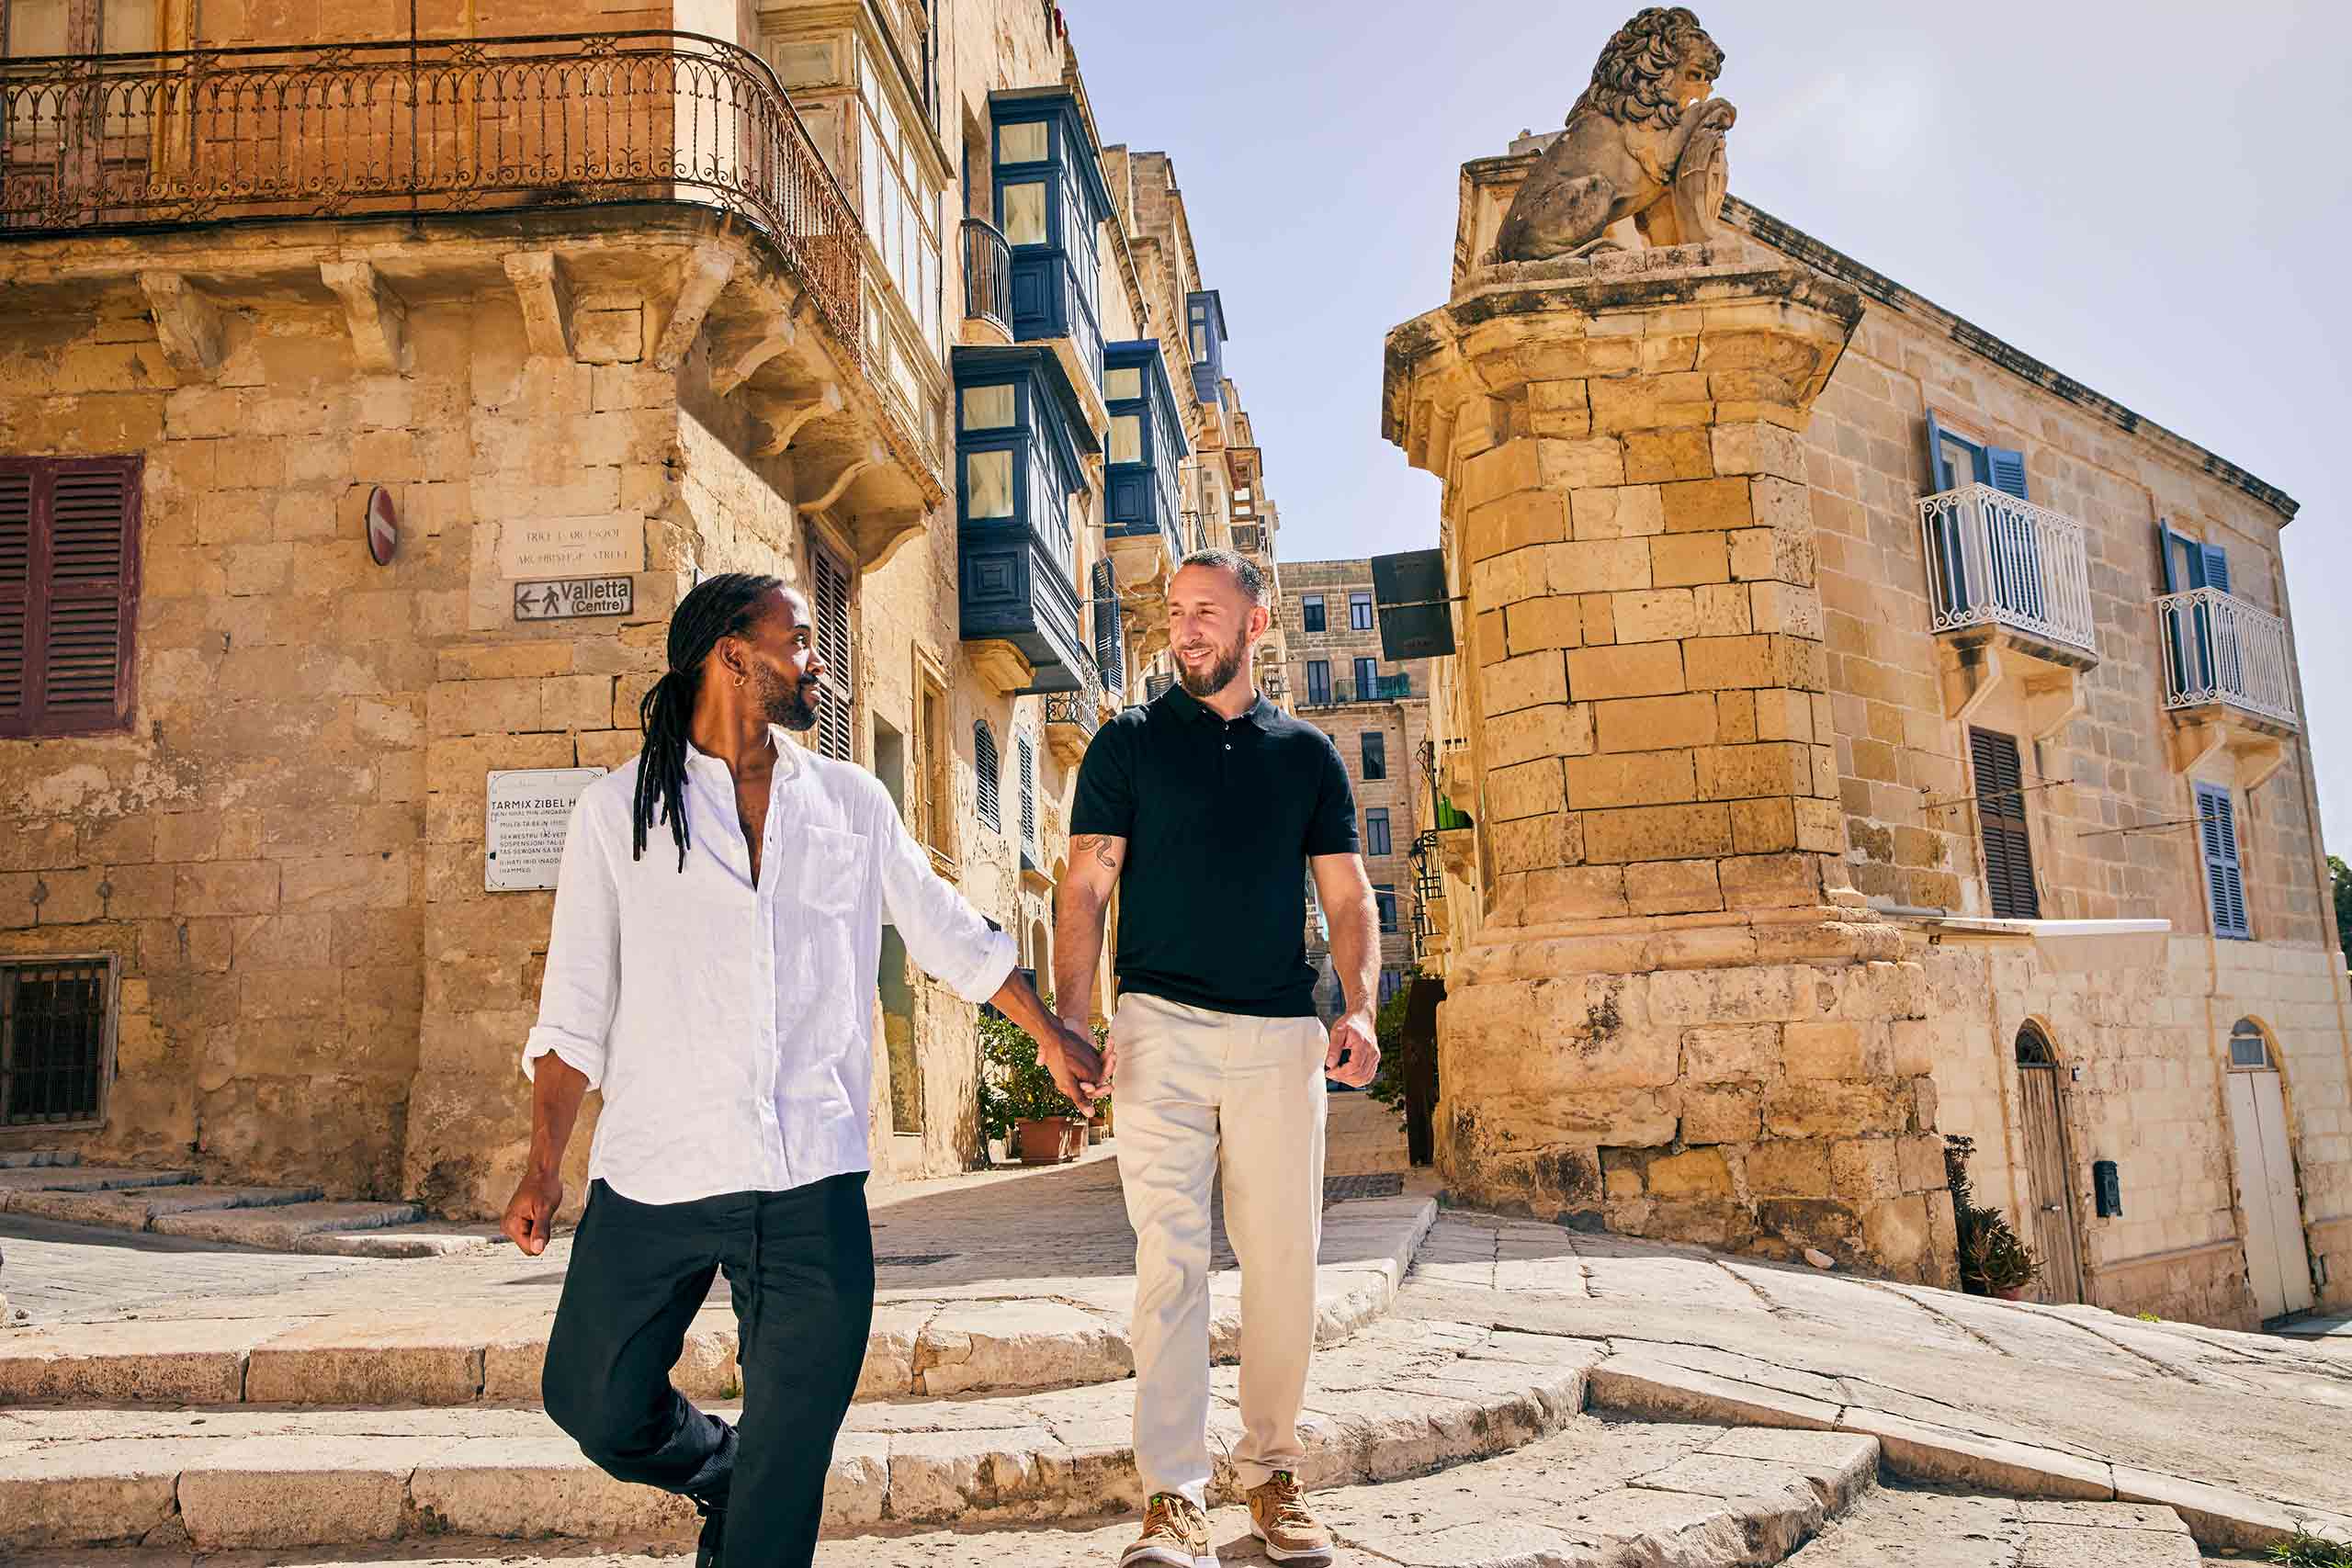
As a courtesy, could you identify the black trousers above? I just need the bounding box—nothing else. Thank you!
[542,1173,876,1567]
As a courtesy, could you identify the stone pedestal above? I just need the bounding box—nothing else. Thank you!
[1383,231,1959,1283]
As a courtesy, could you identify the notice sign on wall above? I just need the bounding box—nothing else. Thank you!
[485,768,606,892]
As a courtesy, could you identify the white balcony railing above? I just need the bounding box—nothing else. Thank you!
[1917,485,2098,659]
[2156,587,2300,728]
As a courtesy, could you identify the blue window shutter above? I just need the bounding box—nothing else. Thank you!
[1986,446,2029,501]
[974,721,1001,832]
[2199,544,2231,594]
[1926,412,1954,491]
[2157,520,2180,593]
[2196,784,2249,939]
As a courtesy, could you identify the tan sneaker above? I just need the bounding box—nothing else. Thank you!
[1248,1471,1333,1563]
[1119,1492,1214,1568]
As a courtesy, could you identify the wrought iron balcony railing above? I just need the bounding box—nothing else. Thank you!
[1042,683,1101,741]
[1298,674,1413,708]
[2156,587,2299,729]
[960,217,1011,335]
[1917,485,2098,660]
[0,31,864,358]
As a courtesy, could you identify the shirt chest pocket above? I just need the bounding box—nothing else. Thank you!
[789,825,871,924]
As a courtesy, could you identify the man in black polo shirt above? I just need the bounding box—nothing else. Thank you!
[1056,549,1381,1568]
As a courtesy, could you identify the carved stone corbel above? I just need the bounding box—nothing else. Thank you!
[503,251,575,361]
[139,271,227,378]
[849,507,929,574]
[752,384,843,457]
[710,321,797,398]
[319,259,410,373]
[797,441,883,514]
[651,243,739,372]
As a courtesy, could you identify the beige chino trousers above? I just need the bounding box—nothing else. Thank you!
[1112,990,1328,1508]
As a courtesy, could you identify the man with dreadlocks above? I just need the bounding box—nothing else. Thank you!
[501,572,1102,1568]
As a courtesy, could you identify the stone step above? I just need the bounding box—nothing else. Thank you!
[1784,1483,2206,1567]
[0,1194,1439,1409]
[0,1315,1593,1553]
[5,1183,325,1232]
[0,1149,81,1168]
[146,1199,424,1248]
[0,1166,192,1199]
[4,1423,1889,1565]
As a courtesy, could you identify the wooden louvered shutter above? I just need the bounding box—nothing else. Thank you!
[1017,733,1035,849]
[1091,558,1123,695]
[1969,728,2040,919]
[0,457,139,739]
[2197,784,2250,939]
[808,540,854,762]
[0,468,29,731]
[974,720,1001,831]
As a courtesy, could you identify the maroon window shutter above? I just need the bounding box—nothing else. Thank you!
[0,467,30,731]
[0,456,140,739]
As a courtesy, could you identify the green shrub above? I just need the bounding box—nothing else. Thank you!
[1365,972,1418,1112]
[1944,1134,2041,1294]
[976,996,1108,1135]
[2270,1531,2352,1568]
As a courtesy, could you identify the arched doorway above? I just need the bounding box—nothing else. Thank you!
[2014,1024,2085,1303]
[2223,1020,2314,1320]
[1029,919,1050,997]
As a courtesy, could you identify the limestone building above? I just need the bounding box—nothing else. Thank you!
[0,1,1283,1220]
[1276,558,1434,1015]
[1388,120,2351,1327]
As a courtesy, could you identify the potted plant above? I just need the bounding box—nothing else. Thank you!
[978,1001,1088,1166]
[1946,1134,2043,1300]
[978,1071,1013,1167]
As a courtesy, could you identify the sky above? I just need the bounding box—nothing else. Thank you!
[1067,0,2352,858]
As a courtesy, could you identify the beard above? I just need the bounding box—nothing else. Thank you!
[1175,627,1250,699]
[758,666,821,732]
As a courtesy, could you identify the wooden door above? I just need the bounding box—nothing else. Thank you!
[2227,1068,2315,1320]
[2017,1061,2086,1303]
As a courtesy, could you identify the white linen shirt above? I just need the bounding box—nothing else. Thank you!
[521,727,1017,1205]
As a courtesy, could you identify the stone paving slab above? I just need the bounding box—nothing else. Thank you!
[0,1151,81,1169]
[6,1186,325,1232]
[1785,1485,2205,1567]
[0,1164,1437,1409]
[148,1201,425,1247]
[0,1315,1592,1551]
[0,1168,192,1200]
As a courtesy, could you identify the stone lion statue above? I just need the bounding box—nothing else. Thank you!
[1492,6,1736,263]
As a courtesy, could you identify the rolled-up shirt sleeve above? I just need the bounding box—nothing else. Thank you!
[871,782,1017,1005]
[521,794,620,1090]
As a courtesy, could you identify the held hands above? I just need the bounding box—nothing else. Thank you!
[500,1168,564,1256]
[1326,1008,1380,1089]
[1041,1019,1110,1110]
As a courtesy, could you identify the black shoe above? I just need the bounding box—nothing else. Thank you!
[694,1495,727,1568]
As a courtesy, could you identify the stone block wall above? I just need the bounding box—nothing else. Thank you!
[0,287,445,1194]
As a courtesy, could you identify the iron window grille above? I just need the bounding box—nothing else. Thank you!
[0,955,115,1128]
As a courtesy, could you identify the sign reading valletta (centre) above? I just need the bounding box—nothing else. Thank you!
[514,576,634,621]
[486,768,606,892]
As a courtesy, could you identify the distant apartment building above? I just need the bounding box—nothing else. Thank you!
[1276,558,1436,1016]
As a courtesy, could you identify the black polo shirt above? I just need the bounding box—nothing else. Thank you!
[1070,683,1358,1018]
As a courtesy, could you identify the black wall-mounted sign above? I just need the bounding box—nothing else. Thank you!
[2093,1160,2122,1218]
[1371,547,1455,660]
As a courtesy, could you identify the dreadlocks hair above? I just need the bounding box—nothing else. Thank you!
[632,571,785,870]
